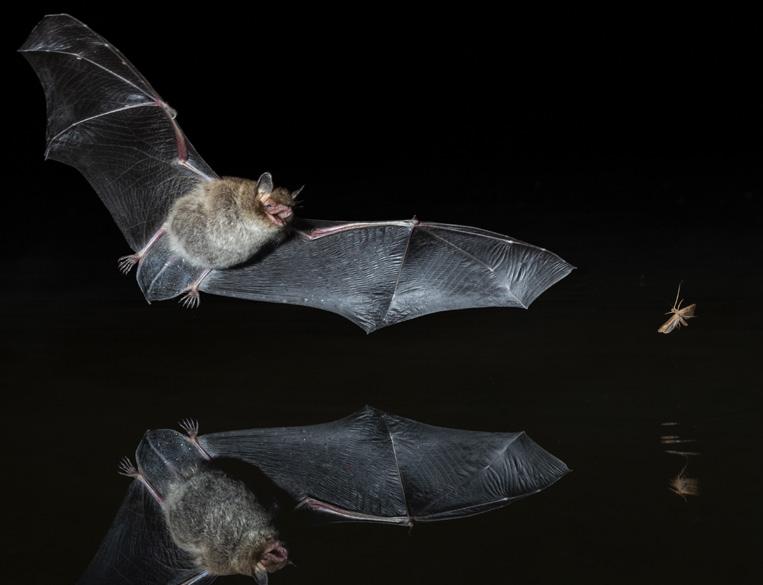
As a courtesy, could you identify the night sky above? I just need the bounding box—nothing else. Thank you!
[5,8,762,585]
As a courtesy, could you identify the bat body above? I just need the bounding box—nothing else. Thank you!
[121,173,297,273]
[124,456,287,583]
[657,283,696,334]
[21,14,573,332]
[160,174,299,307]
[79,406,569,584]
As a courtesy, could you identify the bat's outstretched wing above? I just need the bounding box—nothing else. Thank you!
[199,406,570,525]
[192,219,570,333]
[20,13,216,252]
[77,481,211,585]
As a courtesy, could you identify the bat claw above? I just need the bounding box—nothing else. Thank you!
[179,418,200,438]
[117,254,140,274]
[179,418,212,460]
[117,456,138,477]
[179,289,201,309]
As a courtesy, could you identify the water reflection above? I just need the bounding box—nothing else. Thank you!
[669,465,701,501]
[661,421,701,501]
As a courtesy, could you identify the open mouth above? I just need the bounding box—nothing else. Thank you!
[262,541,289,572]
[266,204,293,226]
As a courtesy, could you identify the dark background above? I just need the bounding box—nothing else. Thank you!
[4,7,762,585]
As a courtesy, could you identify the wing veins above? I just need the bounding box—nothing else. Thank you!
[417,432,526,515]
[45,102,159,155]
[145,255,176,294]
[424,229,530,306]
[379,414,411,520]
[20,48,157,102]
[379,225,415,323]
[422,229,496,272]
[297,497,412,525]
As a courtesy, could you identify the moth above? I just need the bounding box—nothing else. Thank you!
[657,283,696,334]
[669,464,700,501]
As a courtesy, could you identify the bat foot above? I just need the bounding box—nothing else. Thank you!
[117,456,138,477]
[179,418,212,459]
[117,254,140,274]
[118,456,163,502]
[179,418,200,439]
[179,289,201,309]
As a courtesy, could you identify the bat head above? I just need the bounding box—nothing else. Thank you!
[254,540,289,584]
[262,540,289,570]
[253,172,298,227]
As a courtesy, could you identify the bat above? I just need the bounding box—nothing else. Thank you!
[20,14,573,332]
[77,406,570,584]
[657,282,696,334]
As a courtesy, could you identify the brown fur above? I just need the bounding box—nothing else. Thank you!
[166,174,297,269]
[164,468,287,577]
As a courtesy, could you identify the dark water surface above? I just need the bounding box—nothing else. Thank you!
[4,221,761,584]
[5,8,762,585]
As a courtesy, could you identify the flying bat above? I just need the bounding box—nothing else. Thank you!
[76,407,569,584]
[21,14,573,332]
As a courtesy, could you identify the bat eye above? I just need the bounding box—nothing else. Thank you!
[264,203,273,209]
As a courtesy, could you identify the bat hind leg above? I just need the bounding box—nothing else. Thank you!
[117,254,141,274]
[117,456,138,477]
[179,289,202,309]
[179,269,212,309]
[118,456,162,503]
[117,227,167,274]
[179,418,211,459]
[179,417,200,438]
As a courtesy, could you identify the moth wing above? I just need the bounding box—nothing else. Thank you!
[657,314,679,334]
[680,304,696,318]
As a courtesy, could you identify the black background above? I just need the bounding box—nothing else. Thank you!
[4,7,762,585]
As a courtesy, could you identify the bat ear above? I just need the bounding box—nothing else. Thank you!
[256,172,274,197]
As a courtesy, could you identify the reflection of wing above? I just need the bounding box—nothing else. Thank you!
[193,219,573,333]
[20,13,217,252]
[77,411,567,583]
[78,429,210,585]
[200,406,570,525]
[77,481,211,585]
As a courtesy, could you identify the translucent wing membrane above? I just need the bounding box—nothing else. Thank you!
[22,14,572,330]
[77,482,211,585]
[20,14,217,251]
[78,409,567,583]
[195,220,574,332]
[200,406,570,524]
